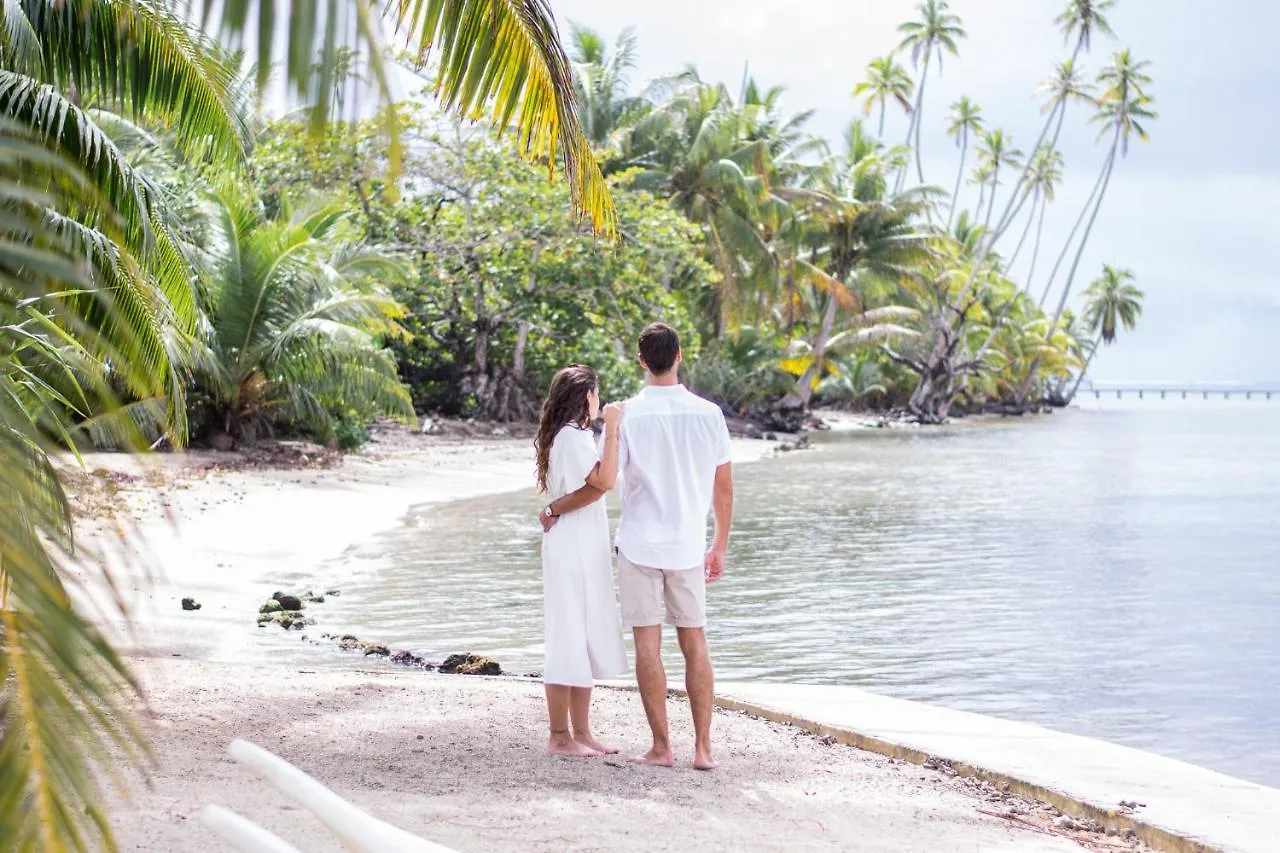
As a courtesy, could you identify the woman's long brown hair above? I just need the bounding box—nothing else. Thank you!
[535,365,597,493]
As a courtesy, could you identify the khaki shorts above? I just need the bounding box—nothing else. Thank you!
[618,552,706,629]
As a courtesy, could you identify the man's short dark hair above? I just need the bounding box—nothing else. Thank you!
[638,323,680,376]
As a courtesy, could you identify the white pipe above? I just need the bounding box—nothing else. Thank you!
[225,739,457,853]
[199,805,304,853]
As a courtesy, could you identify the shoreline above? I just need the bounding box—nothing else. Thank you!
[67,429,1269,851]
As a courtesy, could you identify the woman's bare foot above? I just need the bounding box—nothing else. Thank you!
[546,733,602,758]
[693,747,719,771]
[573,731,619,755]
[627,745,675,767]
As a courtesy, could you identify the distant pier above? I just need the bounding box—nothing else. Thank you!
[1084,384,1275,400]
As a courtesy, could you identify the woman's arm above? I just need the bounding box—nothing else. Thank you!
[541,404,624,532]
[542,481,605,528]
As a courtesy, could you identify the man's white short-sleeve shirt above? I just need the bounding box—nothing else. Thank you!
[616,384,732,570]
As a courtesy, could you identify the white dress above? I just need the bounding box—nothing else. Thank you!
[541,425,628,687]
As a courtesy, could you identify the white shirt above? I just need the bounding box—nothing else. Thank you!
[616,384,732,569]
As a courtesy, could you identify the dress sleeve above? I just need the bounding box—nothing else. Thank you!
[555,428,599,493]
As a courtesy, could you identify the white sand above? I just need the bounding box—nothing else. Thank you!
[66,435,1100,851]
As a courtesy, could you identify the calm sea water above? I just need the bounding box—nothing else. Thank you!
[314,401,1280,787]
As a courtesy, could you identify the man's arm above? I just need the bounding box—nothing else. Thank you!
[704,462,734,582]
[586,405,623,491]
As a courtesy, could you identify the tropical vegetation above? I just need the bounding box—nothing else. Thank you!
[1,0,1154,848]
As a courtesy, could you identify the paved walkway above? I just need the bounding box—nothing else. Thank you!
[714,682,1280,853]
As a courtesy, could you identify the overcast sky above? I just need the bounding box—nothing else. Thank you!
[534,0,1277,383]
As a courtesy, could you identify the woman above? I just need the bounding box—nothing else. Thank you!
[534,365,628,757]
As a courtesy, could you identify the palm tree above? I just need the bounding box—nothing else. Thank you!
[991,0,1114,235]
[737,74,824,181]
[568,22,645,148]
[191,184,415,446]
[626,81,772,336]
[1056,0,1118,62]
[965,145,1063,371]
[0,11,252,846]
[894,0,966,191]
[974,129,1023,236]
[1009,145,1063,279]
[190,0,616,233]
[945,96,983,228]
[852,55,914,139]
[0,114,187,850]
[1066,264,1142,400]
[1021,50,1155,400]
[778,123,930,408]
[995,59,1095,243]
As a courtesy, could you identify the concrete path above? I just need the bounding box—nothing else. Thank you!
[714,682,1280,853]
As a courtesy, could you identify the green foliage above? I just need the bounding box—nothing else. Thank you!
[187,180,414,445]
[0,117,159,853]
[683,327,793,413]
[254,116,710,419]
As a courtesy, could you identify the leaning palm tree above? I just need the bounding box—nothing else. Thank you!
[974,129,1023,236]
[995,58,1095,238]
[1009,145,1063,279]
[1045,52,1153,332]
[1065,264,1142,400]
[992,0,1114,234]
[192,0,616,233]
[945,96,983,228]
[894,0,966,191]
[1020,49,1155,400]
[568,22,645,148]
[191,184,415,446]
[1056,0,1118,64]
[852,55,914,139]
[778,124,931,408]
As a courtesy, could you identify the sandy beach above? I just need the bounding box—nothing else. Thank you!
[67,427,1119,851]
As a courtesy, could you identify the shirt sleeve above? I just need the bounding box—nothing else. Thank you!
[715,412,732,466]
[617,420,630,474]
[557,428,599,492]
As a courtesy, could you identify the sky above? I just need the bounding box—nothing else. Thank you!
[534,0,1279,383]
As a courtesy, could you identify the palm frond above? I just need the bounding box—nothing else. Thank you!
[0,116,152,853]
[16,0,250,163]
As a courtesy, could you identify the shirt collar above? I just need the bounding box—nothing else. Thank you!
[641,383,686,395]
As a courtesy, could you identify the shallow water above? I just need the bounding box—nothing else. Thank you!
[314,400,1280,787]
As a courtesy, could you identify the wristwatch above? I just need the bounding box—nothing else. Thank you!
[543,504,560,519]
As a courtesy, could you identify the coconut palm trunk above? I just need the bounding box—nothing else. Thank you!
[1065,339,1101,403]
[787,293,840,408]
[1038,145,1109,307]
[948,128,969,229]
[1019,130,1119,401]
[1026,190,1050,292]
[1007,191,1039,268]
[895,55,931,193]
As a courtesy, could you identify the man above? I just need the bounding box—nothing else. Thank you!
[614,323,734,770]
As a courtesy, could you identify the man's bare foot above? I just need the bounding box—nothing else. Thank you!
[573,732,619,755]
[693,748,719,771]
[627,746,675,767]
[546,735,602,758]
